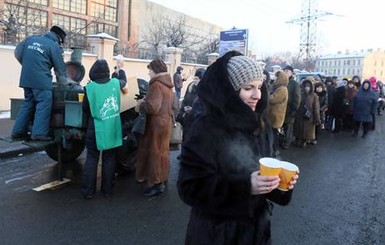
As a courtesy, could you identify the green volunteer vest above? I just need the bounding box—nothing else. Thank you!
[86,78,122,150]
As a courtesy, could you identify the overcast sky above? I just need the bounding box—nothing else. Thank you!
[149,0,385,57]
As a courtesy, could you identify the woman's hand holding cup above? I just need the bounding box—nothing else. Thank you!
[250,171,280,195]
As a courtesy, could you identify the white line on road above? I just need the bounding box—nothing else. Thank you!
[5,174,36,184]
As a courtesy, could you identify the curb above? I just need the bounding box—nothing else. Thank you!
[0,143,43,159]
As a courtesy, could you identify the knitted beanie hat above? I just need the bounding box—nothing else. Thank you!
[227,56,264,91]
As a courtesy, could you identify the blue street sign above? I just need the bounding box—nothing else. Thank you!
[219,28,249,56]
[220,29,248,41]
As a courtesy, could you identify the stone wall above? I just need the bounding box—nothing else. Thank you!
[0,38,211,111]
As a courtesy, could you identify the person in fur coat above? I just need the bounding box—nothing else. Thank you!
[267,71,288,157]
[135,59,174,197]
[177,51,299,245]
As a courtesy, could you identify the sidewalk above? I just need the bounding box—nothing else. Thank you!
[0,112,42,159]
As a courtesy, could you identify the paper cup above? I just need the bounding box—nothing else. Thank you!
[259,157,282,176]
[278,161,299,191]
[78,93,84,102]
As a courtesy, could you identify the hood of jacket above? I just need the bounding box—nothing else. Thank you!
[89,59,110,83]
[149,72,173,88]
[301,79,315,95]
[197,51,268,131]
[273,72,289,88]
[360,80,371,92]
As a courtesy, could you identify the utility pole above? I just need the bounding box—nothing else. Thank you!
[286,0,334,71]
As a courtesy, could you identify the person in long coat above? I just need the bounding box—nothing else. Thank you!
[176,68,206,141]
[177,51,298,245]
[352,79,377,138]
[324,77,336,131]
[343,80,358,131]
[281,66,301,149]
[330,80,348,133]
[293,79,320,147]
[267,71,288,157]
[135,59,174,197]
[314,81,328,141]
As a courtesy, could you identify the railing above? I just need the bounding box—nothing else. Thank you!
[122,49,165,61]
[181,54,208,65]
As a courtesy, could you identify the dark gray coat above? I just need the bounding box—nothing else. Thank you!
[284,77,301,124]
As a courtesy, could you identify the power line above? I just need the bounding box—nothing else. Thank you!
[286,0,338,70]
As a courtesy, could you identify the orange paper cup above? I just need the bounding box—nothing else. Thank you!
[259,157,282,176]
[278,161,299,191]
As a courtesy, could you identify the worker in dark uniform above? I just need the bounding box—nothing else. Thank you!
[12,25,67,141]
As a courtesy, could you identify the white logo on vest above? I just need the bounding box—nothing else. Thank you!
[100,95,119,120]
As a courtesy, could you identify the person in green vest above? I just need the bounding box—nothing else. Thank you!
[81,59,124,199]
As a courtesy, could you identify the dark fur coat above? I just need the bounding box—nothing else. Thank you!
[177,51,292,245]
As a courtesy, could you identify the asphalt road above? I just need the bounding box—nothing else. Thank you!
[1,116,385,245]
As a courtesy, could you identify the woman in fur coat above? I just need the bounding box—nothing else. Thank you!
[177,51,299,245]
[135,59,174,197]
[267,71,288,157]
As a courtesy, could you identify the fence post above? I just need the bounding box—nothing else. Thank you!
[86,33,119,70]
[165,47,183,75]
[207,52,219,65]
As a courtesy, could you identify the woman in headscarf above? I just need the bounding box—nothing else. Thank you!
[177,51,299,245]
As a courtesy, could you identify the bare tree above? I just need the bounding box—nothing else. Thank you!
[1,0,48,44]
[162,15,190,48]
[140,15,220,64]
[141,14,194,50]
[140,15,167,56]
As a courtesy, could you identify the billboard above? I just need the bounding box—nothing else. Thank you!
[219,29,248,56]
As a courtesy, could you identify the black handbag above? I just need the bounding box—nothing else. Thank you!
[131,113,146,135]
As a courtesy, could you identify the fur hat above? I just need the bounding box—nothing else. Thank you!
[50,25,66,44]
[147,59,168,74]
[89,59,110,83]
[227,56,264,91]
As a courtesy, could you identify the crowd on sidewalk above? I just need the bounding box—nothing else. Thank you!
[8,30,382,243]
[268,69,384,158]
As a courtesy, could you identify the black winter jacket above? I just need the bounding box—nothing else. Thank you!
[177,51,292,245]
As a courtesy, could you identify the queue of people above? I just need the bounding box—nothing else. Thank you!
[10,38,301,243]
[281,74,383,150]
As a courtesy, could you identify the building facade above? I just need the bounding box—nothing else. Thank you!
[315,49,385,81]
[0,0,221,62]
